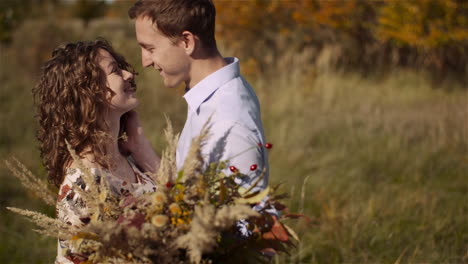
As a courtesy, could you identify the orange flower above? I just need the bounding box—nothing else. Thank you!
[152,191,167,205]
[151,215,168,228]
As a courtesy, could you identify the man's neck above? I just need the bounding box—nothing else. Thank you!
[186,53,227,90]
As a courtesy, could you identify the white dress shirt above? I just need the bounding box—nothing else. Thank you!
[176,57,269,192]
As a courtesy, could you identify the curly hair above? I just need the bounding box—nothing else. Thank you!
[33,39,136,187]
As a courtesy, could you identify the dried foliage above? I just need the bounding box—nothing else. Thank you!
[176,200,260,263]
[154,115,179,185]
[6,120,300,263]
[4,157,56,206]
[5,207,76,239]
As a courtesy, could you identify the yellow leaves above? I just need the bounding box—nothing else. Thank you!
[236,187,270,205]
[214,0,465,74]
[292,11,306,25]
[377,0,467,48]
[313,0,357,30]
[71,231,99,241]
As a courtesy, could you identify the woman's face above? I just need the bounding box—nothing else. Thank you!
[97,49,139,116]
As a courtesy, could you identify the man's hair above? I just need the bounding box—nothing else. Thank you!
[129,0,217,53]
[33,39,135,187]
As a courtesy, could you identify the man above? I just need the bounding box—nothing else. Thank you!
[126,0,269,192]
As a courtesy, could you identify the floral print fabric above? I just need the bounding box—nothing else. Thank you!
[54,161,156,264]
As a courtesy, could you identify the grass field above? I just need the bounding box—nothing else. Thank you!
[0,18,466,263]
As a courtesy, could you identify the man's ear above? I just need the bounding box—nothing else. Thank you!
[180,31,196,55]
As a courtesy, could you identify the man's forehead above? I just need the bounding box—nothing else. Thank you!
[136,16,165,38]
[136,16,157,31]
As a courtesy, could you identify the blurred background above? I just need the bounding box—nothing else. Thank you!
[0,0,466,263]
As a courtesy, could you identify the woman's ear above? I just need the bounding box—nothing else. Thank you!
[105,87,115,102]
[180,31,196,56]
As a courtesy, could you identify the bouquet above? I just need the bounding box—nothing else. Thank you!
[6,120,301,263]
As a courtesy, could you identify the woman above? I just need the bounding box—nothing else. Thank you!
[32,39,157,264]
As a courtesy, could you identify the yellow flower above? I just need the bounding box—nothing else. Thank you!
[174,191,184,203]
[168,203,182,215]
[151,215,168,228]
[176,218,186,226]
[152,191,167,205]
[171,217,188,227]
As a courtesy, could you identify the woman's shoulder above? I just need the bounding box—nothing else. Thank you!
[57,165,105,203]
[59,159,102,192]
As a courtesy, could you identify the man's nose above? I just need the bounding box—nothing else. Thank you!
[141,49,152,68]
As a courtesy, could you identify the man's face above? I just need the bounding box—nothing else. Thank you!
[135,16,191,89]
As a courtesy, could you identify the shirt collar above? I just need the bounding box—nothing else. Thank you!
[183,57,240,112]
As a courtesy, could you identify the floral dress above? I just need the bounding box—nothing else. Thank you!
[54,160,156,264]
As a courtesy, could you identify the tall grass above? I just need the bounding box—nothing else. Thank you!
[258,69,467,263]
[1,18,466,263]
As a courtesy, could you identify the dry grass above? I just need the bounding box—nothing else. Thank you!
[1,17,466,263]
[255,69,467,263]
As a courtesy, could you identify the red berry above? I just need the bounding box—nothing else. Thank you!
[229,166,238,173]
[166,182,174,188]
[250,164,258,171]
[265,143,273,149]
[258,142,263,147]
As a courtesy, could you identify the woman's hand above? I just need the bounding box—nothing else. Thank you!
[120,110,161,173]
[120,110,144,154]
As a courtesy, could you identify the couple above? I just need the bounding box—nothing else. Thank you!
[33,1,270,263]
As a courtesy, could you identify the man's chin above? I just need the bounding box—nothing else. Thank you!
[163,80,181,89]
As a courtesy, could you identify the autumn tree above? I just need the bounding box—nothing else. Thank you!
[73,0,107,27]
[214,0,466,80]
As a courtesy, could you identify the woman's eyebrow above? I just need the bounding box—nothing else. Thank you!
[106,61,118,70]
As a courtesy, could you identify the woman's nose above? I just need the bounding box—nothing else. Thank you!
[123,70,134,81]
